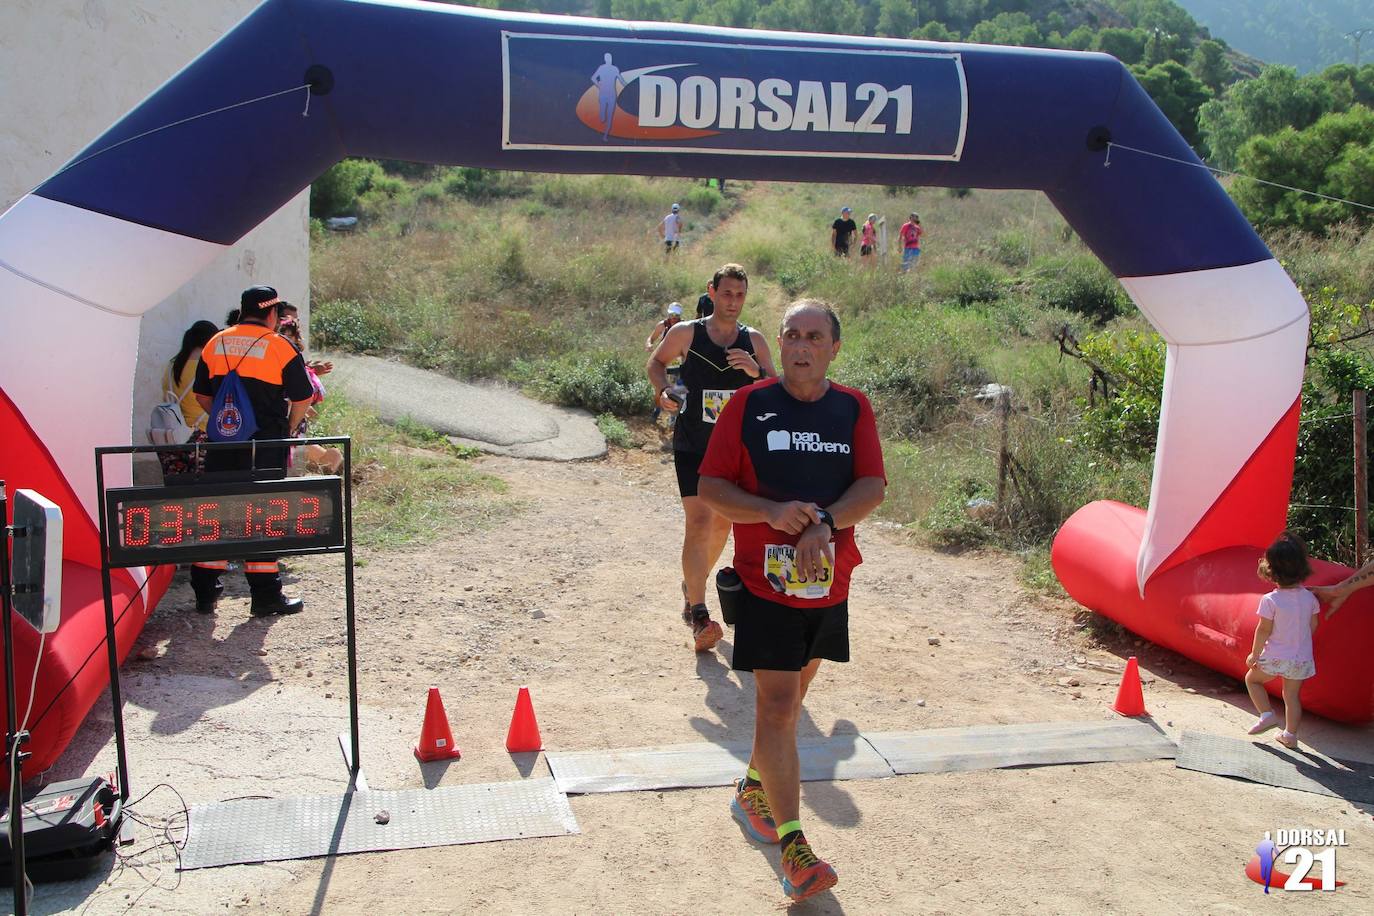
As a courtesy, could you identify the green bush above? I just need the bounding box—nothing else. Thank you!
[596,413,635,447]
[494,232,531,288]
[681,185,723,214]
[311,159,385,218]
[311,299,393,352]
[1073,329,1166,459]
[1035,256,1128,323]
[927,262,1007,305]
[416,181,445,204]
[1232,107,1374,233]
[1288,289,1374,564]
[837,305,987,434]
[776,251,837,296]
[986,229,1032,268]
[356,173,408,215]
[530,352,654,414]
[443,167,509,200]
[923,478,996,549]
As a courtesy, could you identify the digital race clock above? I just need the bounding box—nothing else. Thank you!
[104,476,345,566]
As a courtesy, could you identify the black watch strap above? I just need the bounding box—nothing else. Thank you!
[816,509,836,531]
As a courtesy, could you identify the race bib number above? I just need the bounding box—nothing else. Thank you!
[702,389,734,424]
[763,544,833,600]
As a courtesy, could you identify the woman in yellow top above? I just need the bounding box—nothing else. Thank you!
[158,320,218,477]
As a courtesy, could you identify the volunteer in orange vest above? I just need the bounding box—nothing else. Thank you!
[191,285,315,616]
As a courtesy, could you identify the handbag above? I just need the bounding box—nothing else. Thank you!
[148,365,196,445]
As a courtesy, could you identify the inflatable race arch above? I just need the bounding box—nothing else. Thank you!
[3,0,1372,774]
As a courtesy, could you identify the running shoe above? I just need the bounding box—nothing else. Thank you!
[687,604,723,651]
[780,837,838,902]
[730,778,779,844]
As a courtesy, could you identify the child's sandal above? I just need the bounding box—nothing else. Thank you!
[1276,730,1299,750]
[1247,712,1279,735]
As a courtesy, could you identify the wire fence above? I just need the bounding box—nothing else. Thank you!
[920,382,1374,565]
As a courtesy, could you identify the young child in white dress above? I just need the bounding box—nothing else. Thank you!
[1244,531,1320,749]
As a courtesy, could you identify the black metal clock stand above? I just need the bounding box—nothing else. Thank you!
[2,482,32,914]
[93,437,360,812]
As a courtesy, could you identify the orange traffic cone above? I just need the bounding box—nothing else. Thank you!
[506,686,543,752]
[414,687,462,762]
[1112,656,1147,716]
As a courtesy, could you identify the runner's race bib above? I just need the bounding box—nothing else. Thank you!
[763,544,833,600]
[702,389,738,423]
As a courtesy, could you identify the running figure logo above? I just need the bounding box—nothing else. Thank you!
[1244,829,1348,892]
[589,53,625,140]
[1256,833,1276,894]
[575,54,719,142]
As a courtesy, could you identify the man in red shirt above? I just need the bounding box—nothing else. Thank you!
[698,300,886,902]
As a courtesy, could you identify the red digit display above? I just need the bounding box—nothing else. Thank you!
[107,478,342,565]
[297,496,320,535]
[157,504,185,545]
[265,498,290,537]
[195,501,221,541]
[125,506,152,547]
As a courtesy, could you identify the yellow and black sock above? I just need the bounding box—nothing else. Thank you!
[777,819,803,851]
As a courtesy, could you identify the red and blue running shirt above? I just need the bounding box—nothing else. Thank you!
[699,378,885,608]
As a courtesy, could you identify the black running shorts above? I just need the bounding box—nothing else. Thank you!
[674,449,705,498]
[731,587,849,672]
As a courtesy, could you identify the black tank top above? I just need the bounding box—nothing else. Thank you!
[674,319,757,454]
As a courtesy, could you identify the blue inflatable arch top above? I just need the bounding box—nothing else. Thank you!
[2,0,1332,773]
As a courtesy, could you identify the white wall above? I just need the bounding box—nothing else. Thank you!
[0,0,310,476]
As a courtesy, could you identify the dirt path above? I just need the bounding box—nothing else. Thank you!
[46,445,1374,914]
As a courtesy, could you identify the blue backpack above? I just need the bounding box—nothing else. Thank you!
[207,331,273,442]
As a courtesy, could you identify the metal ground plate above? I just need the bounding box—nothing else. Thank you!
[862,719,1177,775]
[1175,730,1374,803]
[547,736,894,794]
[180,777,578,870]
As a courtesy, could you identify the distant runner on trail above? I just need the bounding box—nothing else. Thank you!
[646,301,685,425]
[659,203,683,254]
[647,263,777,652]
[699,300,886,903]
[590,52,625,140]
[696,275,715,319]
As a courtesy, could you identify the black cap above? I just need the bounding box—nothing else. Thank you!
[240,285,280,310]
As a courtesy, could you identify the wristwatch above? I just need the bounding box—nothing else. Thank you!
[815,509,836,532]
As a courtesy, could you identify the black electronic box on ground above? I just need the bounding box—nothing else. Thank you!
[0,776,121,883]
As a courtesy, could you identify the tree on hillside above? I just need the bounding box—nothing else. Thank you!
[1142,27,1183,67]
[1096,27,1148,65]
[1319,64,1374,112]
[1130,60,1211,147]
[1107,0,1197,44]
[967,11,1044,47]
[607,0,681,18]
[686,0,760,28]
[876,0,917,38]
[1231,106,1374,233]
[915,20,959,41]
[1189,38,1234,93]
[753,0,864,35]
[1197,65,1336,168]
[1058,24,1097,51]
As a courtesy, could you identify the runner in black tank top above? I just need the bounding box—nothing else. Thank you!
[646,264,777,654]
[674,320,757,454]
